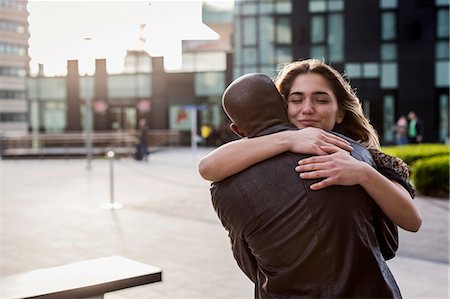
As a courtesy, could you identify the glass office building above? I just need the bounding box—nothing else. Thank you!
[233,0,449,144]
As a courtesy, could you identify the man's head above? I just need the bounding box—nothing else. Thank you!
[222,73,289,138]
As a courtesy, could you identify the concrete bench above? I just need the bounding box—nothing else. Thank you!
[1,256,162,299]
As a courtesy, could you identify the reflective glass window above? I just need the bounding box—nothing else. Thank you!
[363,63,379,78]
[195,52,227,72]
[439,93,449,142]
[381,63,398,88]
[234,17,242,65]
[436,41,449,59]
[383,95,395,143]
[276,47,292,64]
[276,0,292,13]
[276,17,292,44]
[243,47,258,65]
[309,0,326,12]
[345,63,361,78]
[436,0,449,6]
[195,72,225,96]
[242,2,257,15]
[243,17,257,46]
[380,0,397,9]
[107,75,137,98]
[260,16,275,64]
[436,61,450,87]
[311,45,326,60]
[381,12,396,40]
[259,2,273,14]
[437,8,449,38]
[328,14,344,61]
[381,43,397,60]
[44,101,66,133]
[328,0,344,11]
[311,15,325,43]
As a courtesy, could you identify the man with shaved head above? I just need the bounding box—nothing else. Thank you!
[210,73,401,298]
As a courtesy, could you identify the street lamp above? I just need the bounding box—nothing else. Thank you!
[84,37,93,170]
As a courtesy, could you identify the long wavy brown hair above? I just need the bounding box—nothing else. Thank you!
[274,59,380,150]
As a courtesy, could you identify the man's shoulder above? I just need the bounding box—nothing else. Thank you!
[330,131,374,165]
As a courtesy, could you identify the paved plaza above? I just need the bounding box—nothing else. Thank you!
[1,147,449,298]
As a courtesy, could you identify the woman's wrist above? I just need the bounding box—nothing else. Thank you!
[278,131,295,152]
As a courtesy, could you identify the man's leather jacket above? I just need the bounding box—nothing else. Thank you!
[211,124,401,298]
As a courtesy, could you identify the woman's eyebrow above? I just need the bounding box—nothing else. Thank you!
[288,90,330,97]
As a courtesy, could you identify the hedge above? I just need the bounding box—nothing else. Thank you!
[382,144,450,165]
[411,155,449,197]
[381,144,450,198]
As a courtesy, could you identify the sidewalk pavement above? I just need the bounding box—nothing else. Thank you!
[1,147,448,299]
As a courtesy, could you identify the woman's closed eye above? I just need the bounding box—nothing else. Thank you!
[288,97,304,104]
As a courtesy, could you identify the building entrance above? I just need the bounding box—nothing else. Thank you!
[110,106,137,131]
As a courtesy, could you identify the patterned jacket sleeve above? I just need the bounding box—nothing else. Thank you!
[369,148,415,198]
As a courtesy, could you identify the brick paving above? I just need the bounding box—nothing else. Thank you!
[1,147,448,298]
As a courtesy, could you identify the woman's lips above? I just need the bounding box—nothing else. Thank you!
[297,119,318,126]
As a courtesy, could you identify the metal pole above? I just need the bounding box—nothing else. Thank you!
[86,93,93,170]
[84,37,93,171]
[103,150,122,210]
[190,108,197,159]
[109,151,114,205]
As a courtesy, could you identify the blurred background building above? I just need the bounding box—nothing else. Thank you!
[2,0,449,145]
[0,0,29,133]
[232,0,449,144]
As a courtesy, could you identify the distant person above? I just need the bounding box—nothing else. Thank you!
[408,111,424,144]
[135,118,149,161]
[200,124,213,146]
[203,72,419,298]
[394,115,409,145]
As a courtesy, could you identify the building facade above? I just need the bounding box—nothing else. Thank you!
[27,3,233,145]
[0,0,29,134]
[233,0,449,144]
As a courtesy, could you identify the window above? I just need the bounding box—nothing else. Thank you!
[309,0,327,12]
[276,17,292,44]
[345,63,361,78]
[381,43,397,61]
[436,41,449,59]
[383,95,395,143]
[363,63,379,78]
[437,8,449,38]
[309,0,344,62]
[243,17,257,46]
[380,0,397,9]
[276,0,292,13]
[381,63,398,88]
[327,14,344,61]
[195,72,225,96]
[381,12,396,41]
[311,15,325,43]
[439,93,449,142]
[0,113,27,122]
[435,61,449,87]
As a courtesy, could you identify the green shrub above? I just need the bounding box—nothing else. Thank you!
[411,155,449,197]
[382,144,450,165]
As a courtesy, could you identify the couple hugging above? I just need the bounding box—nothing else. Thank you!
[198,59,421,298]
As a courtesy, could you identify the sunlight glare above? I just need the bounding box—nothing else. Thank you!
[27,1,225,75]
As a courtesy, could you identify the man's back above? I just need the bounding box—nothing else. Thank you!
[211,130,400,298]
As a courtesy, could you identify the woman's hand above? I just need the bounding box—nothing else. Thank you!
[287,127,353,156]
[295,145,366,190]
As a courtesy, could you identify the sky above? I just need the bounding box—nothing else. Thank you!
[27,0,234,76]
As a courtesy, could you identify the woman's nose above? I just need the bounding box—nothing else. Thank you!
[301,99,314,114]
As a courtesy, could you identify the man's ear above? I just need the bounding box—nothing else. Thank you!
[230,123,246,138]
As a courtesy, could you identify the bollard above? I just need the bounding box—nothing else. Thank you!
[102,150,122,210]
